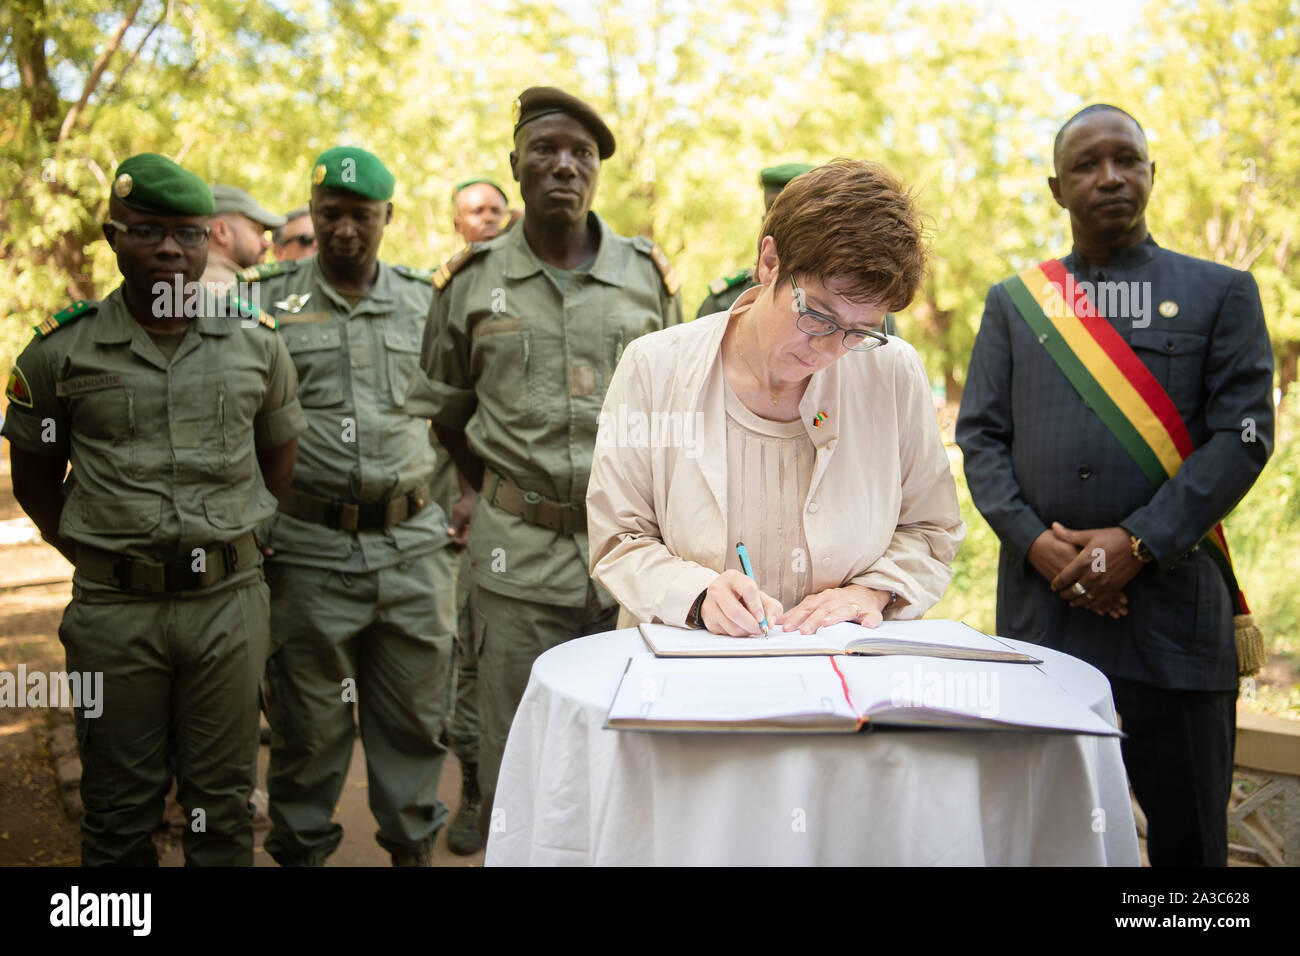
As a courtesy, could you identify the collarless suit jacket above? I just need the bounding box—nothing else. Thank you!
[956,239,1274,690]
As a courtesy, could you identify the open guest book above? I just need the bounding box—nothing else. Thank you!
[607,654,1122,736]
[638,619,1041,664]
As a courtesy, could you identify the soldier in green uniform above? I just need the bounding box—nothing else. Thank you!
[429,175,515,855]
[695,164,900,336]
[694,163,814,319]
[243,146,458,867]
[2,153,306,866]
[407,87,682,834]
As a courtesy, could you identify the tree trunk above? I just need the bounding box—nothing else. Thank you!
[10,0,60,139]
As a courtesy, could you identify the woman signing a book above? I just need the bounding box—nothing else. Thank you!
[587,159,965,637]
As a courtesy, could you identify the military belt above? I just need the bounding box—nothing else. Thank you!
[483,468,586,536]
[76,531,261,594]
[279,478,432,532]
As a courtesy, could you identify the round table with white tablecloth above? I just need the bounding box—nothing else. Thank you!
[484,628,1139,866]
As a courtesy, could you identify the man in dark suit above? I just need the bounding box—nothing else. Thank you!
[956,104,1274,866]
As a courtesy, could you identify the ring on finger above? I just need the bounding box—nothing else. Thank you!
[849,603,862,618]
[1071,582,1087,598]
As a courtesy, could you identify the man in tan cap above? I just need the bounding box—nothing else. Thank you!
[408,86,682,840]
[203,183,287,290]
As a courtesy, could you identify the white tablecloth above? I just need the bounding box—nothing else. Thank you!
[485,629,1139,866]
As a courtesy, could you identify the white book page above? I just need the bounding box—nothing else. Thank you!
[608,655,859,724]
[851,620,1036,659]
[638,619,1036,662]
[638,621,857,656]
[836,655,1120,736]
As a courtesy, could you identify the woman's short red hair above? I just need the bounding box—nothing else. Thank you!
[759,158,927,313]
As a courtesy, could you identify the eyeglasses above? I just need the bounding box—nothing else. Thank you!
[279,234,316,249]
[106,218,209,247]
[789,274,887,352]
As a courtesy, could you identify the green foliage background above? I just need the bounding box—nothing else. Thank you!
[2,0,1296,714]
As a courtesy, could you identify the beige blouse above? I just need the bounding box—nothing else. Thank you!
[587,288,965,629]
[722,379,814,610]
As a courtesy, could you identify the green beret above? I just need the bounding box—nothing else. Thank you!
[111,153,214,216]
[513,86,616,160]
[453,178,508,203]
[760,162,816,190]
[311,146,394,200]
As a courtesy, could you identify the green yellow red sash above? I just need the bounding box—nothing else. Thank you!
[1000,259,1251,618]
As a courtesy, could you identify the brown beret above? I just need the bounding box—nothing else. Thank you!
[513,86,616,160]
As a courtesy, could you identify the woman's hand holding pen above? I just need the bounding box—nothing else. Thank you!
[779,585,892,634]
[702,570,785,637]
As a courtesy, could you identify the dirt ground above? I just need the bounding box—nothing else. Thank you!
[0,580,83,866]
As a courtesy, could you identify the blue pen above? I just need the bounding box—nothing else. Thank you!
[734,542,770,636]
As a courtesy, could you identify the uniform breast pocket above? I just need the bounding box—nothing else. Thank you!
[599,312,659,389]
[1129,329,1208,416]
[471,316,542,424]
[383,325,424,407]
[66,384,135,444]
[282,324,345,408]
[204,370,258,473]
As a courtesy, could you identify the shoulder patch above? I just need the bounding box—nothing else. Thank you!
[34,299,97,339]
[630,237,681,297]
[432,245,489,291]
[709,268,753,296]
[5,365,34,408]
[237,260,296,283]
[394,264,435,285]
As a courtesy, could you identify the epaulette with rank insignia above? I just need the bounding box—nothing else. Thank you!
[237,260,298,283]
[229,295,277,330]
[34,299,98,339]
[708,268,754,296]
[431,245,489,291]
[630,236,681,296]
[394,264,436,285]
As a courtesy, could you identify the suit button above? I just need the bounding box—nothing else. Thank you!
[1165,340,1176,352]
[807,502,819,514]
[1078,465,1093,479]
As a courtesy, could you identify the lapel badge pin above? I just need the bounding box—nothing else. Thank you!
[1158,300,1179,318]
[275,292,311,313]
[813,411,828,428]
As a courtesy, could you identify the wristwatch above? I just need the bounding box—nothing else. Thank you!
[1129,534,1154,564]
[687,589,708,628]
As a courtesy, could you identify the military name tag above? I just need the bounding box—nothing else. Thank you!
[55,373,123,397]
[471,316,521,341]
[276,311,333,325]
